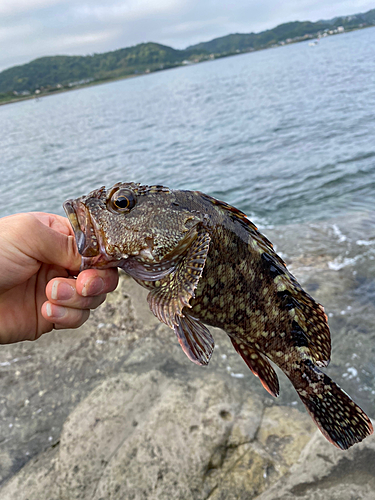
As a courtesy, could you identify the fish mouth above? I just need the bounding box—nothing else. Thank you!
[63,199,116,271]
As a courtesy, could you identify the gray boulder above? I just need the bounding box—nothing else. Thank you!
[1,367,318,500]
[256,424,375,500]
[1,271,374,499]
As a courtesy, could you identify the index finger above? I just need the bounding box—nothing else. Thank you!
[75,268,119,297]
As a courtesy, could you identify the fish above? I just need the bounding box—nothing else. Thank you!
[64,182,373,450]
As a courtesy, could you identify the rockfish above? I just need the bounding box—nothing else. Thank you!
[64,182,373,450]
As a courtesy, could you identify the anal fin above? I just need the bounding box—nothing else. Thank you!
[174,314,214,366]
[231,338,279,397]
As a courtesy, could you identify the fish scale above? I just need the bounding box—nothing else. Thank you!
[64,182,373,450]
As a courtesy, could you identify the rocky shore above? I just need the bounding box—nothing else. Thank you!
[1,230,375,499]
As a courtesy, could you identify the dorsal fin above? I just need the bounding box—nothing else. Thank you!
[199,192,251,221]
[290,290,331,366]
[266,264,331,366]
[198,191,277,256]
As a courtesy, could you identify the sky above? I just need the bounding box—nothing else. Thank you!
[0,0,374,72]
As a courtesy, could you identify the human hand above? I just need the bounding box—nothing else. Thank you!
[0,212,118,344]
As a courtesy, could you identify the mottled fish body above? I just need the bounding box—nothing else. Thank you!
[64,182,373,449]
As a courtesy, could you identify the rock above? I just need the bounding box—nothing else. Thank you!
[256,406,315,474]
[58,370,265,500]
[0,447,60,500]
[0,367,318,500]
[256,424,375,500]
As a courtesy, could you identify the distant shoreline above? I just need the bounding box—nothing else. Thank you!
[0,74,138,107]
[0,24,372,107]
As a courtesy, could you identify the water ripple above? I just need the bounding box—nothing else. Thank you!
[0,28,375,225]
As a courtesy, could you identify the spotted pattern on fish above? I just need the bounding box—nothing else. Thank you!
[64,182,373,450]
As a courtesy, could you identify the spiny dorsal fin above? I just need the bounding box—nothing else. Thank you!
[199,191,276,255]
[199,192,251,221]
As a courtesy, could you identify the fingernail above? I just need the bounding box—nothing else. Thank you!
[52,282,74,301]
[82,277,104,297]
[46,303,67,319]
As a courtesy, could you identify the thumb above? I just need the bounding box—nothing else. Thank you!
[15,213,82,273]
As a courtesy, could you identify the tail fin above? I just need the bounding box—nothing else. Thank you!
[290,360,373,450]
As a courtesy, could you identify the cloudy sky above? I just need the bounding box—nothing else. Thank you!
[0,0,373,71]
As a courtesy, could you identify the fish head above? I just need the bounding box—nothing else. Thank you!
[63,182,203,276]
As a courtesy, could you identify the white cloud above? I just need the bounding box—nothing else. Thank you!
[0,0,62,15]
[166,17,226,35]
[73,0,186,21]
[57,30,117,48]
[0,23,34,43]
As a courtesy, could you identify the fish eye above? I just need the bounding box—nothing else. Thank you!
[110,189,136,212]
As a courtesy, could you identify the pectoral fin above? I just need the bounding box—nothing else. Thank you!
[121,224,201,282]
[231,338,279,397]
[147,226,211,327]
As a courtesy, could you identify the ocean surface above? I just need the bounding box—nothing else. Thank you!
[1,28,375,411]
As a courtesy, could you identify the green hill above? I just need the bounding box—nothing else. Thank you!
[0,43,196,94]
[186,9,375,53]
[186,21,332,53]
[0,8,374,101]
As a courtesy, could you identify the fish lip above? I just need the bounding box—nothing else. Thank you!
[63,199,116,271]
[63,200,87,254]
